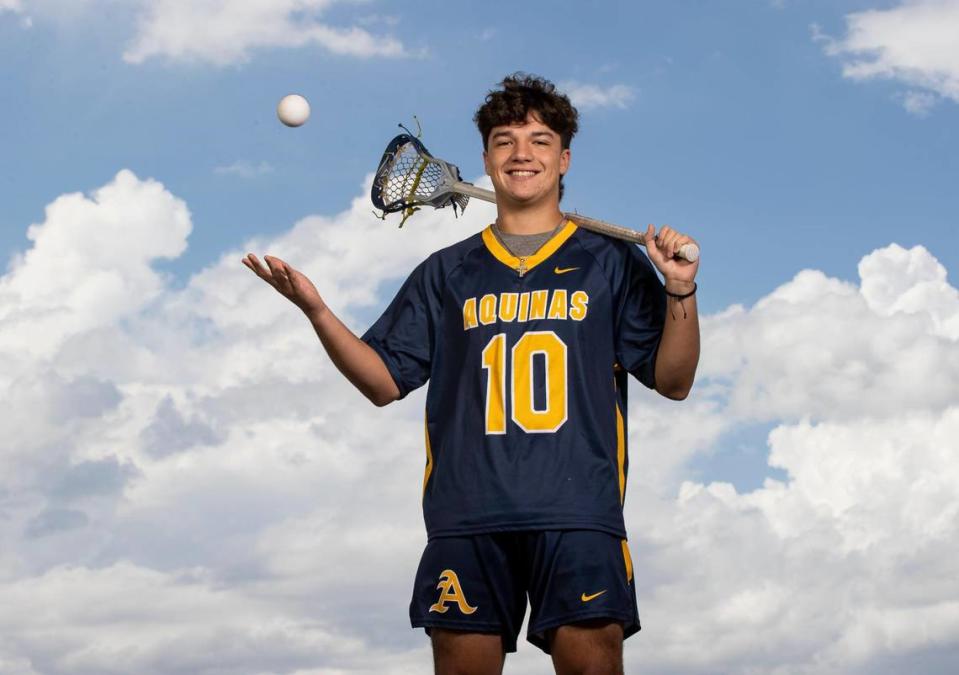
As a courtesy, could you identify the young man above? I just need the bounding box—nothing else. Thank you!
[243,74,699,675]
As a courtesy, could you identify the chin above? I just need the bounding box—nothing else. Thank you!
[504,185,550,202]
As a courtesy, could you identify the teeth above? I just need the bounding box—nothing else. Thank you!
[509,171,536,176]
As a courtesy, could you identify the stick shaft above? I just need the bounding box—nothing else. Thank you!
[562,212,647,245]
[451,181,497,203]
[450,181,699,262]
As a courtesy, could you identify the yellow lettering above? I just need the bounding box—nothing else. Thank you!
[479,294,497,325]
[570,291,589,321]
[511,332,568,433]
[498,292,518,322]
[465,289,588,330]
[463,297,478,330]
[518,292,531,322]
[429,569,478,615]
[547,289,568,320]
[482,334,507,434]
[529,290,548,320]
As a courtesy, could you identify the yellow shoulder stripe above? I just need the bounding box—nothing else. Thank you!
[423,413,433,499]
[615,402,626,504]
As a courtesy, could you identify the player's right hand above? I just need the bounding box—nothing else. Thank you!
[242,253,326,316]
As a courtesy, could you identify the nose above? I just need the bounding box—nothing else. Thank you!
[510,138,533,161]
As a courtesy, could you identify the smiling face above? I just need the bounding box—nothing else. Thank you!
[483,112,571,210]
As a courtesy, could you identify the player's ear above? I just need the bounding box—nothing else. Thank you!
[559,148,570,176]
[483,150,490,176]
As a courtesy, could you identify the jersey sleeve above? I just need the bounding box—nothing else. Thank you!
[361,258,440,399]
[613,245,667,389]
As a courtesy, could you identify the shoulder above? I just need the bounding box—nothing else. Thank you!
[433,228,487,262]
[396,230,487,300]
[417,229,488,277]
[572,227,657,280]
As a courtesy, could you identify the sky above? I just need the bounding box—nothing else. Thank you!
[0,1,957,673]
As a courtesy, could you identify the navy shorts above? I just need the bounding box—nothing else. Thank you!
[410,530,640,653]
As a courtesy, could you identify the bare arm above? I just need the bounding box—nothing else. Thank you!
[242,254,401,406]
[643,225,701,400]
[654,280,699,399]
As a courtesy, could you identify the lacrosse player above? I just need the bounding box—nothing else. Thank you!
[243,73,700,675]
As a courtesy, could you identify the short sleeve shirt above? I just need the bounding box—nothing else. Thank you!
[362,221,666,539]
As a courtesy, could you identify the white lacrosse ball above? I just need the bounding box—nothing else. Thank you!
[277,94,310,127]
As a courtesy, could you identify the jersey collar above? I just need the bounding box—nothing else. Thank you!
[481,220,578,275]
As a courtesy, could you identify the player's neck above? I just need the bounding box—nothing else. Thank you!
[494,204,565,236]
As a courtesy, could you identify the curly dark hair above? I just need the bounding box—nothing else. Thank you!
[474,73,579,200]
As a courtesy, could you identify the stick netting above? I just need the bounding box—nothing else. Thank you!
[372,135,468,224]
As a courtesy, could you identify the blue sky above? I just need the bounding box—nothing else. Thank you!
[3,0,955,310]
[1,2,958,674]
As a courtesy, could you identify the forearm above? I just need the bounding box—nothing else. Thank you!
[654,281,700,400]
[305,306,401,406]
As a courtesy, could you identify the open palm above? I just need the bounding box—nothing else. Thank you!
[241,253,326,315]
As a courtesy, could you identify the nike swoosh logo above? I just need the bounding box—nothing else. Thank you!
[554,266,579,274]
[581,590,607,602]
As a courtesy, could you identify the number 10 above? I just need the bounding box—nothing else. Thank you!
[480,331,568,435]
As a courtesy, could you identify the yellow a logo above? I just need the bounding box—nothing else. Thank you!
[428,569,478,615]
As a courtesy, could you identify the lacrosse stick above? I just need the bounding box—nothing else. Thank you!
[371,133,699,262]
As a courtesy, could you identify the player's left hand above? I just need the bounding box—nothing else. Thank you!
[644,224,699,289]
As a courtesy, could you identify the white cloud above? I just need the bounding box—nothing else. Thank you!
[560,81,637,110]
[0,562,389,674]
[1,169,957,673]
[697,248,959,423]
[0,171,495,671]
[0,0,32,28]
[0,170,190,360]
[900,88,940,115]
[123,0,410,66]
[622,407,959,674]
[859,243,959,339]
[817,0,959,114]
[618,239,959,673]
[214,160,275,178]
[4,0,412,65]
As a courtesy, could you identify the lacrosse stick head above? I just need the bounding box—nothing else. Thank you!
[371,134,470,224]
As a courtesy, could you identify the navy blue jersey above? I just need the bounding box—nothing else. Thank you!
[362,221,666,539]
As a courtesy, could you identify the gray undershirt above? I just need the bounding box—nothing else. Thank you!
[493,225,561,258]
